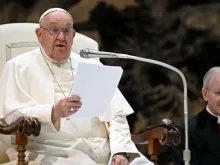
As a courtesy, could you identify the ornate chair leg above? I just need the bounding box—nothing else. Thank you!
[0,117,41,165]
[16,133,27,165]
[148,139,161,165]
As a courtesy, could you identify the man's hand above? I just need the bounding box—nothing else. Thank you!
[112,153,129,165]
[52,95,82,120]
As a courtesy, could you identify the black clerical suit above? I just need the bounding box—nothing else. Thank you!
[172,108,220,165]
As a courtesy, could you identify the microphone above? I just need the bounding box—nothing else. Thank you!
[79,49,128,59]
[80,48,191,165]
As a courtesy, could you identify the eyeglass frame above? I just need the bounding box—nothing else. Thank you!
[204,87,220,97]
[40,26,75,37]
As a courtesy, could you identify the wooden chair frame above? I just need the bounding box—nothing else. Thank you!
[0,117,41,165]
[0,117,180,165]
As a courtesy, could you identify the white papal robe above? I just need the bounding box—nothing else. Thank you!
[0,48,153,165]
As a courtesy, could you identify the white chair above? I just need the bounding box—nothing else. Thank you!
[0,23,181,165]
[0,23,99,164]
[0,23,99,77]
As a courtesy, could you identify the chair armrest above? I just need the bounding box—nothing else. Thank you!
[131,119,181,165]
[0,117,41,165]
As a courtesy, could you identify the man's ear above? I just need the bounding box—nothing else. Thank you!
[202,88,208,102]
[72,29,76,38]
[35,28,42,43]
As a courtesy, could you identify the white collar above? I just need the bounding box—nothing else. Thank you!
[40,46,57,63]
[206,106,220,123]
[40,46,69,67]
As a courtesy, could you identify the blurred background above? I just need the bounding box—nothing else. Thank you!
[1,0,220,164]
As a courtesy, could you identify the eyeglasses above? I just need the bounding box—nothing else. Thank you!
[213,90,220,97]
[206,88,220,97]
[40,26,73,37]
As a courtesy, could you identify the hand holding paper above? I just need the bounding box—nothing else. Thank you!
[69,62,123,119]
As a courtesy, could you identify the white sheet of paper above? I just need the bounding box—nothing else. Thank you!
[68,62,123,119]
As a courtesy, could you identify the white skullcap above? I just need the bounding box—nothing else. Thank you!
[39,8,73,24]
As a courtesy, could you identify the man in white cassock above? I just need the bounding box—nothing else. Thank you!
[0,8,153,165]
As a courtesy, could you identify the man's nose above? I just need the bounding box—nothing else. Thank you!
[57,31,65,40]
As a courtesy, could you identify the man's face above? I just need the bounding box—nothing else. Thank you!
[36,11,75,62]
[202,74,220,116]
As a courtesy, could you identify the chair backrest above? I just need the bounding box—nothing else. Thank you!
[0,22,99,148]
[0,23,99,77]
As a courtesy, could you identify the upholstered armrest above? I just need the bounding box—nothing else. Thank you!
[0,117,41,165]
[131,119,181,165]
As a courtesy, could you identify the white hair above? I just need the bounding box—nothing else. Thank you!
[203,67,220,88]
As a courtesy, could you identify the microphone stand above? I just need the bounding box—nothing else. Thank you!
[94,53,191,165]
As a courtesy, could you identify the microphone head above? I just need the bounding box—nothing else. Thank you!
[79,49,87,58]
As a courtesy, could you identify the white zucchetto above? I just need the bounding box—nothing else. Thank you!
[39,8,73,23]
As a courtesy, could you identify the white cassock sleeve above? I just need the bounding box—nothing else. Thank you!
[108,115,140,162]
[0,60,58,134]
